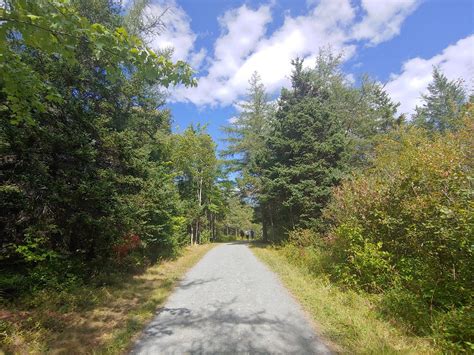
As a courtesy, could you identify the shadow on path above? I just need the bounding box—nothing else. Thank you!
[134,297,322,354]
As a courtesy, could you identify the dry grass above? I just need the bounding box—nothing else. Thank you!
[0,244,214,354]
[251,243,439,354]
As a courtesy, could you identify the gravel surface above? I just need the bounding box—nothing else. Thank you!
[131,242,331,354]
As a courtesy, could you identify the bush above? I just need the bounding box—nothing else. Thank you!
[379,287,431,335]
[283,229,328,276]
[199,230,211,244]
[288,229,320,248]
[321,112,473,346]
[431,305,474,353]
[328,224,392,292]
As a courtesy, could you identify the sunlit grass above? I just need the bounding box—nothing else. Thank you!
[251,243,438,354]
[0,244,214,354]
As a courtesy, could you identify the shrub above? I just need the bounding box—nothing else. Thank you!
[288,229,320,248]
[431,305,474,352]
[199,230,211,244]
[329,224,393,292]
[379,286,431,335]
[283,230,328,276]
[321,112,473,345]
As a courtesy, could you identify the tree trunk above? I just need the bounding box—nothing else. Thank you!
[269,206,275,241]
[196,177,203,244]
[195,219,199,244]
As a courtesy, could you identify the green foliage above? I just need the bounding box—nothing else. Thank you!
[379,286,431,335]
[222,194,255,232]
[252,51,398,241]
[172,125,220,244]
[0,0,195,125]
[221,72,273,198]
[259,55,349,237]
[431,305,474,352]
[329,224,393,292]
[287,228,319,248]
[325,113,473,306]
[413,67,467,132]
[0,0,199,298]
[319,107,473,348]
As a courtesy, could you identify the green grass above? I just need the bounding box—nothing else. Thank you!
[0,244,214,354]
[251,243,438,354]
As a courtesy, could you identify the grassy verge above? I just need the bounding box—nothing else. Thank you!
[251,243,438,354]
[0,244,214,354]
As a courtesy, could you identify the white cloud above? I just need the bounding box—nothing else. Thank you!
[352,0,421,45]
[385,35,474,116]
[172,3,273,106]
[142,1,205,68]
[165,0,422,107]
[227,116,238,124]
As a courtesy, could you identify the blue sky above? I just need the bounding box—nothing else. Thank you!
[135,0,474,151]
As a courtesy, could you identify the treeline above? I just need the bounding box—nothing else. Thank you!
[223,53,473,351]
[0,0,250,297]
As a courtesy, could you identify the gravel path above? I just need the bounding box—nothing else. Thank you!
[131,242,331,354]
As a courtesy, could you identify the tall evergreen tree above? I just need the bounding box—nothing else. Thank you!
[221,72,274,239]
[413,67,467,132]
[221,72,273,201]
[259,57,348,239]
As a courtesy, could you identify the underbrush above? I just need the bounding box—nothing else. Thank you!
[267,121,473,353]
[259,230,473,353]
[0,244,214,354]
[252,242,437,354]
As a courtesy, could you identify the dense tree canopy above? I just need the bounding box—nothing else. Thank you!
[0,0,201,294]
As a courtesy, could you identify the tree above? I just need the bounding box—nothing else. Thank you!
[221,72,274,239]
[221,72,273,201]
[341,76,400,165]
[413,67,467,132]
[172,125,219,244]
[257,55,350,239]
[222,194,256,237]
[220,50,399,241]
[0,0,195,126]
[0,0,195,291]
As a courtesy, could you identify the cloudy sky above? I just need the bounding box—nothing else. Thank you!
[128,0,474,149]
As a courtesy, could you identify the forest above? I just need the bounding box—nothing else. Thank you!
[1,0,472,353]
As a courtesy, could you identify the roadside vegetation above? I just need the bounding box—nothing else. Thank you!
[226,54,472,352]
[252,243,436,354]
[1,243,214,353]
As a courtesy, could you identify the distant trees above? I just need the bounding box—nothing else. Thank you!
[172,126,219,244]
[221,72,273,201]
[413,67,468,132]
[258,56,348,237]
[228,51,399,240]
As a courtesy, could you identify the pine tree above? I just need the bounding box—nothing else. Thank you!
[221,72,273,201]
[413,67,467,132]
[259,56,349,239]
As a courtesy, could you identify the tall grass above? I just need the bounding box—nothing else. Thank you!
[251,243,438,354]
[0,244,214,354]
